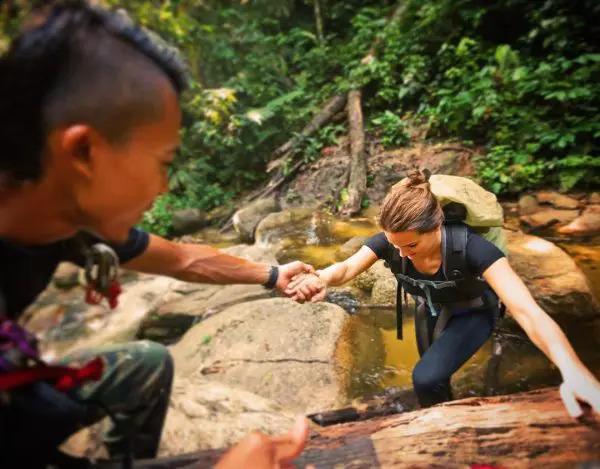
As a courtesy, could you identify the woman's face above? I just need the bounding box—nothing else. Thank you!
[385,227,441,260]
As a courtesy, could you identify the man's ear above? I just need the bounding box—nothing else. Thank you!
[59,125,96,179]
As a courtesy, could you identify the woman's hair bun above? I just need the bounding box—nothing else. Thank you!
[402,168,432,190]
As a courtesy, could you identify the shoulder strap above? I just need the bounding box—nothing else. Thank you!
[442,223,469,281]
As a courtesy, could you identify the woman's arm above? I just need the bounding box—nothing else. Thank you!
[318,246,379,285]
[286,246,379,301]
[483,257,600,416]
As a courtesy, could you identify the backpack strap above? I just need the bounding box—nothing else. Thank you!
[442,223,469,281]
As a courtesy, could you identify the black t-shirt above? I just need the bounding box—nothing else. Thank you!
[364,229,504,298]
[0,228,149,319]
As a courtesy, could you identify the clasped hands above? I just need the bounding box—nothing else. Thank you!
[284,270,327,303]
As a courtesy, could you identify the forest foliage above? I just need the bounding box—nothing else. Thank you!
[1,0,599,235]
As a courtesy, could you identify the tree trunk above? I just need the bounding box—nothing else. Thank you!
[341,90,367,216]
[313,0,325,44]
[161,387,600,469]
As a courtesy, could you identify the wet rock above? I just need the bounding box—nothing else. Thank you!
[335,236,369,261]
[536,191,580,209]
[506,230,600,323]
[517,194,539,215]
[159,377,294,455]
[254,207,314,247]
[170,298,350,414]
[557,205,600,237]
[232,197,280,242]
[519,208,579,231]
[172,208,208,235]
[325,289,360,314]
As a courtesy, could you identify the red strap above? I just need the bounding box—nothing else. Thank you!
[85,281,122,309]
[0,357,104,392]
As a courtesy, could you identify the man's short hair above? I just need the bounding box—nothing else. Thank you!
[0,0,188,184]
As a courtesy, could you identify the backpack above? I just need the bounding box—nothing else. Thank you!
[387,175,505,342]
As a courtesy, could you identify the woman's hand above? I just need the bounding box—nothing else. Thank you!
[560,370,600,418]
[285,273,327,303]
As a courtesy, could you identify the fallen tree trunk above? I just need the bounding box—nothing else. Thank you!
[149,387,599,468]
[341,89,367,216]
[270,94,347,162]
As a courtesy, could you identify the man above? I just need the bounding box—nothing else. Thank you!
[0,1,311,466]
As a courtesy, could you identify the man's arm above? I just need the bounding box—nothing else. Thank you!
[122,234,314,290]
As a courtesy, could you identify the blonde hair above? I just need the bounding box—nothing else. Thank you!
[379,169,444,233]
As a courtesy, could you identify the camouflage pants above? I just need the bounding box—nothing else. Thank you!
[61,340,174,459]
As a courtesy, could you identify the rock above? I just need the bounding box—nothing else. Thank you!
[159,377,294,455]
[138,244,279,342]
[352,260,392,292]
[371,276,398,305]
[23,274,187,360]
[506,230,600,323]
[170,298,350,414]
[519,208,579,231]
[535,191,580,209]
[589,192,600,205]
[335,236,369,261]
[232,197,280,242]
[172,208,208,235]
[517,194,539,215]
[52,262,82,290]
[254,207,315,247]
[557,205,600,237]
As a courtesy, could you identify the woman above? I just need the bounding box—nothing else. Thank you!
[286,170,600,415]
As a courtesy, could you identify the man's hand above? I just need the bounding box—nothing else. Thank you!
[216,417,312,469]
[276,261,315,292]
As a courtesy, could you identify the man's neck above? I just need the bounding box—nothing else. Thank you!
[0,180,79,245]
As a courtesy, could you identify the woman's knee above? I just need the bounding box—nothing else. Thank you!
[412,360,450,392]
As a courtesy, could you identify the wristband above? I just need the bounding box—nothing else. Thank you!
[262,265,279,289]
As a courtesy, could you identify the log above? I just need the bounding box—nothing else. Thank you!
[153,387,599,468]
[361,1,409,66]
[271,94,347,161]
[341,90,367,216]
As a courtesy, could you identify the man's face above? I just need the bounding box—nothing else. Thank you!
[69,83,181,242]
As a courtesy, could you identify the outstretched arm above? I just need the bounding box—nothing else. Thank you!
[123,234,314,291]
[286,246,379,302]
[484,257,600,417]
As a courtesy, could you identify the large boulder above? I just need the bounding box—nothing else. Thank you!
[159,377,294,455]
[138,244,279,343]
[232,197,280,242]
[506,230,600,323]
[170,298,350,414]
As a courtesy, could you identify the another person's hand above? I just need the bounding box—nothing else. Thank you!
[215,417,311,469]
[276,261,315,292]
[285,273,327,303]
[559,370,600,418]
